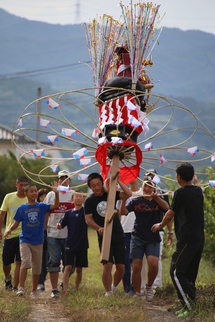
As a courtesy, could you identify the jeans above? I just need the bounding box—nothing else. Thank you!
[122,233,132,293]
[47,237,65,272]
[38,231,48,284]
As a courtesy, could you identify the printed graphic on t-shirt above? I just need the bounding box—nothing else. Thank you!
[27,212,40,227]
[10,206,18,213]
[96,201,107,217]
[134,202,159,213]
[51,202,74,214]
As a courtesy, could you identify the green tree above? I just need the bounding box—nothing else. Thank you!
[0,152,52,205]
[202,167,215,264]
[162,170,215,266]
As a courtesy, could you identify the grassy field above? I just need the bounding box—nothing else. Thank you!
[0,228,215,321]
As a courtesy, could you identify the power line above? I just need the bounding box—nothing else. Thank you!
[0,60,91,80]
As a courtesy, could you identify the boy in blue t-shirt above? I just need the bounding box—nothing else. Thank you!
[56,191,88,295]
[4,183,59,298]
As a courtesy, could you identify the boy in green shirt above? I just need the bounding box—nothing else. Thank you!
[0,176,29,290]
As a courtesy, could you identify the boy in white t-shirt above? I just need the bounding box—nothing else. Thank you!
[46,170,74,298]
[117,178,142,294]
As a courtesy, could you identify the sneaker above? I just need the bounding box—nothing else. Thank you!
[125,289,134,296]
[140,288,146,296]
[12,286,18,291]
[60,281,63,291]
[17,287,25,296]
[37,284,45,291]
[146,285,154,302]
[126,290,135,296]
[175,307,186,315]
[177,310,190,318]
[105,291,113,297]
[5,275,12,290]
[51,289,59,298]
[111,284,117,294]
[133,292,142,299]
[30,291,38,299]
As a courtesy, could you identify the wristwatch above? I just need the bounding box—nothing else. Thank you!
[168,231,174,235]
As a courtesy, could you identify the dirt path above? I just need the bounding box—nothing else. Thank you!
[144,300,186,322]
[27,275,186,322]
[27,273,68,322]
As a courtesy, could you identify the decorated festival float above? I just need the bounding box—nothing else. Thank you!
[11,1,215,262]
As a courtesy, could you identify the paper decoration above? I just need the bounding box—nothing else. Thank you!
[159,154,167,165]
[47,135,58,145]
[80,158,92,167]
[61,128,78,138]
[31,149,45,158]
[211,153,215,162]
[18,118,22,127]
[50,164,59,173]
[46,97,60,109]
[187,146,199,156]
[57,186,73,192]
[208,180,215,187]
[92,128,100,138]
[152,175,161,185]
[111,137,123,145]
[128,115,141,128]
[40,118,51,128]
[72,148,88,159]
[144,142,153,151]
[76,173,89,182]
[98,137,107,145]
[126,100,138,112]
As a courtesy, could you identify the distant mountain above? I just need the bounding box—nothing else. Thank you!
[0,9,92,92]
[1,8,215,101]
[0,8,214,181]
[152,28,215,101]
[0,8,214,137]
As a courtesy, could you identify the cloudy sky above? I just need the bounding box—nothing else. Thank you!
[1,0,215,35]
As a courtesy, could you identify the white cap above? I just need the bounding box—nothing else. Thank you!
[58,170,70,178]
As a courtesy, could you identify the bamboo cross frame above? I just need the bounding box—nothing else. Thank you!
[100,155,120,263]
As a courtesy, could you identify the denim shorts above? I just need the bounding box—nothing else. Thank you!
[47,237,65,272]
[130,234,160,260]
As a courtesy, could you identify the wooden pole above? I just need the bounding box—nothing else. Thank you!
[100,154,119,263]
[36,87,41,145]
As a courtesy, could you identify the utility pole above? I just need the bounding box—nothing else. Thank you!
[36,87,41,144]
[75,0,81,23]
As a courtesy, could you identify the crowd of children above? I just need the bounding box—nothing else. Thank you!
[0,163,204,317]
